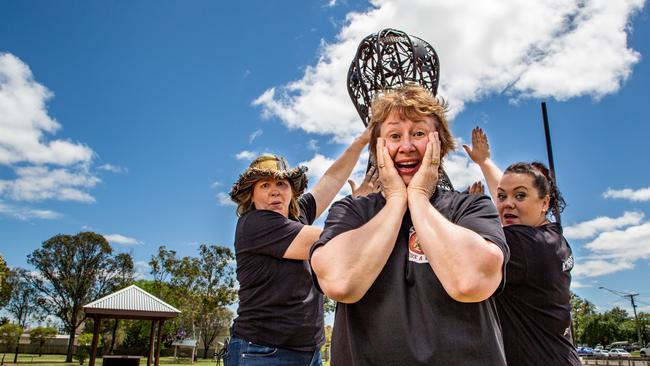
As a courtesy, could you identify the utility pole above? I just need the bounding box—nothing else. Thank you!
[541,102,561,225]
[598,286,643,345]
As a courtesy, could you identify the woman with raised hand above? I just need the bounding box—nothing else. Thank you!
[464,126,580,365]
[225,127,371,366]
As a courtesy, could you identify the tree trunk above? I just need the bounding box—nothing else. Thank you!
[66,324,76,362]
[13,344,19,364]
[203,344,210,359]
[109,319,119,354]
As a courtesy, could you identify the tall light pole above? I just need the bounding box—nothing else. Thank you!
[598,286,643,345]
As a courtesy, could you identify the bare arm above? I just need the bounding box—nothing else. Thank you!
[311,137,407,303]
[283,225,323,260]
[311,128,371,218]
[409,132,504,302]
[408,196,504,302]
[462,127,503,202]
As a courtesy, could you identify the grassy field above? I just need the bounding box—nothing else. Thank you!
[0,354,331,366]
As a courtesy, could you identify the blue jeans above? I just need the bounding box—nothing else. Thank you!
[224,336,322,366]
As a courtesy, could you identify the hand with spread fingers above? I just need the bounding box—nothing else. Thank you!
[376,137,407,201]
[406,132,440,199]
[463,126,491,164]
[348,165,381,197]
[467,180,485,195]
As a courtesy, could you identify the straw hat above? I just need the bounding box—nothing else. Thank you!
[229,154,308,204]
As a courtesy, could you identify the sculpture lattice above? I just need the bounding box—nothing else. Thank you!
[347,28,453,191]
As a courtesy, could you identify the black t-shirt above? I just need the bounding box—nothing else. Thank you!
[311,190,509,366]
[232,193,324,352]
[496,223,581,365]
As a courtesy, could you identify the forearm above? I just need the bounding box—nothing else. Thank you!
[311,197,406,303]
[311,136,368,217]
[408,194,504,302]
[477,159,503,202]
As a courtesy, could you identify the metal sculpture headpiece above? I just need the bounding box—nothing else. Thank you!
[347,28,440,127]
[347,28,453,191]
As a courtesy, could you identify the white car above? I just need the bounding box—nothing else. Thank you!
[608,348,631,357]
[593,349,609,357]
[641,344,650,357]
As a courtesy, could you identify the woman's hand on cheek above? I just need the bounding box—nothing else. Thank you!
[407,132,440,199]
[376,137,407,201]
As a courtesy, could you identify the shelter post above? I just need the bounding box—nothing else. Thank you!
[154,319,165,366]
[89,315,102,366]
[147,320,156,366]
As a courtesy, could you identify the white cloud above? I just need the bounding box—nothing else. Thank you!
[98,164,126,174]
[253,0,643,142]
[248,129,262,144]
[0,53,101,205]
[570,280,587,289]
[103,234,142,245]
[564,211,644,240]
[236,150,257,161]
[572,258,635,278]
[0,200,60,220]
[0,53,94,166]
[307,139,319,151]
[443,150,484,192]
[325,0,337,7]
[216,192,236,206]
[301,151,370,197]
[603,186,650,202]
[572,221,650,278]
[0,165,99,202]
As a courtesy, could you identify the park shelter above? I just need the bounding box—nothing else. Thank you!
[83,285,181,366]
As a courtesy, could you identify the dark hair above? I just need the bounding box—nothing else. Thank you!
[503,161,566,221]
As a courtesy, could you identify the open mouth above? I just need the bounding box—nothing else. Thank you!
[502,213,518,223]
[394,160,420,174]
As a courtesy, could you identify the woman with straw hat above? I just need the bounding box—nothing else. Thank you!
[225,128,372,366]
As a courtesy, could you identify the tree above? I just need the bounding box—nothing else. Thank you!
[149,246,178,299]
[27,232,121,362]
[0,323,23,364]
[106,253,134,354]
[184,245,236,359]
[29,326,57,356]
[0,254,10,308]
[571,292,596,344]
[5,268,40,328]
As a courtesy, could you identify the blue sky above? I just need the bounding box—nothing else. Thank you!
[1,0,649,321]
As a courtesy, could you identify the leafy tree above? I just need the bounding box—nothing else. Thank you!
[149,246,178,299]
[193,245,236,359]
[0,255,10,308]
[582,314,621,346]
[29,326,57,356]
[27,232,123,362]
[0,323,23,364]
[75,333,97,365]
[323,297,336,314]
[107,253,134,354]
[571,292,596,344]
[5,268,40,327]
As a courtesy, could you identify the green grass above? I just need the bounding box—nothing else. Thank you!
[0,354,331,366]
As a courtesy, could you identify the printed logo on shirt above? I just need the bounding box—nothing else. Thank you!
[408,226,429,263]
[563,254,574,272]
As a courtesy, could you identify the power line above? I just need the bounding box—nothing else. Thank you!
[599,286,644,345]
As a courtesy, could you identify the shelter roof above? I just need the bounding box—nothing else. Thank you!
[83,285,180,319]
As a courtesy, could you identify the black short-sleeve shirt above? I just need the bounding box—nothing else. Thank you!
[232,193,324,352]
[496,223,581,365]
[311,190,509,366]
